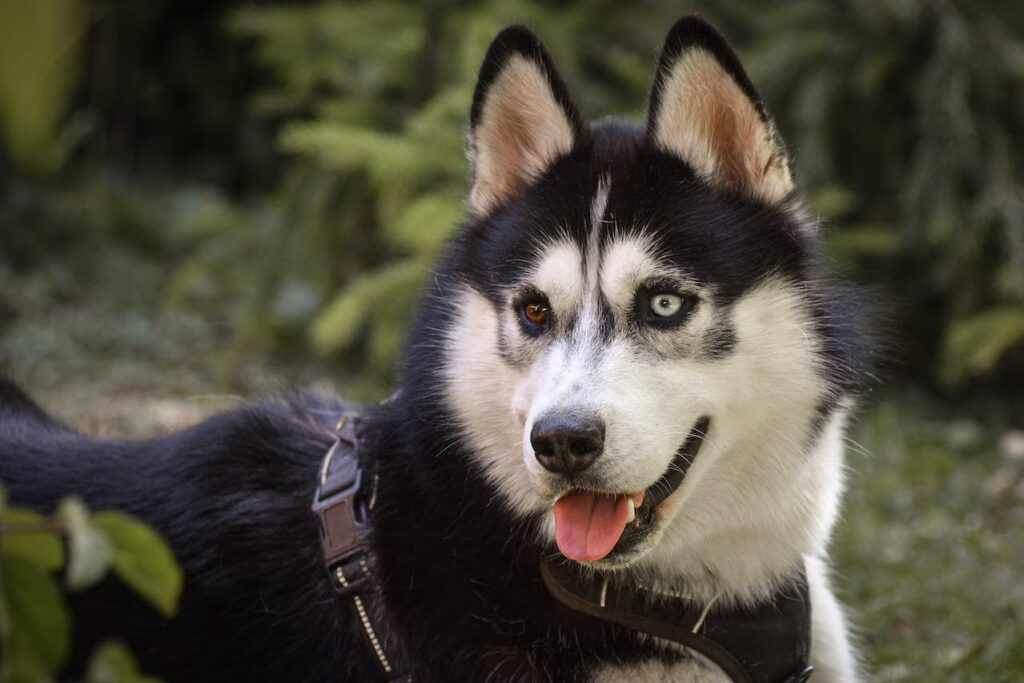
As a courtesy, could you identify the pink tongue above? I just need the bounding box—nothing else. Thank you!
[553,491,629,562]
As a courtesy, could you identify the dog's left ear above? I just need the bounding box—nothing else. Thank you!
[468,26,582,217]
[647,16,794,205]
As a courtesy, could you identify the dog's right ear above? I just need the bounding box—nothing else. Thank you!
[468,26,582,217]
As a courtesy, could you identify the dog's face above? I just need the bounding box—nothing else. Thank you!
[435,19,849,572]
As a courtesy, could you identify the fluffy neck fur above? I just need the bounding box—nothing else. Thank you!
[631,406,850,605]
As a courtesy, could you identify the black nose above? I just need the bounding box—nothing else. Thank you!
[530,414,605,475]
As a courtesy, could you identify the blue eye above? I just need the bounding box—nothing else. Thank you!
[639,288,698,328]
[650,293,683,317]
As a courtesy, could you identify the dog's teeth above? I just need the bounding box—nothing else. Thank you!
[625,499,636,524]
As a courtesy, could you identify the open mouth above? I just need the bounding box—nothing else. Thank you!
[552,416,710,563]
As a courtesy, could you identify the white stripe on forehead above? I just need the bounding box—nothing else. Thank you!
[585,175,611,294]
[572,174,612,345]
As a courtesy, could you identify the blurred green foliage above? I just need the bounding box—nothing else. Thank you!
[174,0,687,395]
[0,484,180,683]
[0,0,86,174]
[1,0,1023,394]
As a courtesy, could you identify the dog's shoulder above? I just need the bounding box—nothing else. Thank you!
[174,393,346,494]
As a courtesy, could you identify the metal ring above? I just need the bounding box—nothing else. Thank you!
[319,416,348,487]
[319,439,340,487]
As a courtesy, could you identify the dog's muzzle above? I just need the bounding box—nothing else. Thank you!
[605,416,710,559]
[550,416,711,564]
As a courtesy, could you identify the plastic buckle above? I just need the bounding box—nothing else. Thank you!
[312,445,369,569]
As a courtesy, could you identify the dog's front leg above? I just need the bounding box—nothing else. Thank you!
[806,556,861,683]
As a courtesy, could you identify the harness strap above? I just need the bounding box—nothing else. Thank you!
[313,413,812,683]
[540,558,815,683]
[312,416,413,682]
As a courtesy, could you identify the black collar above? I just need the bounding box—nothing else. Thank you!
[540,558,815,683]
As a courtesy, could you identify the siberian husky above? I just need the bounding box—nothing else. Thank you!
[1,16,869,682]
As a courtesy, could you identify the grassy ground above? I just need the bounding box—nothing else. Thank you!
[2,248,1022,681]
[837,396,1024,681]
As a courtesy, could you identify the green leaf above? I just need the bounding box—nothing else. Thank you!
[941,305,1024,385]
[807,184,857,218]
[57,497,113,591]
[0,559,9,642]
[824,223,903,262]
[310,259,426,355]
[279,123,418,181]
[385,195,462,254]
[92,512,182,618]
[0,0,86,174]
[0,554,70,681]
[85,640,163,683]
[0,507,64,571]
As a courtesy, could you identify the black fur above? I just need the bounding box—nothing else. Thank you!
[1,15,871,682]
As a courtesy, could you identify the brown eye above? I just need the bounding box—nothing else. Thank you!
[523,301,549,326]
[516,291,552,336]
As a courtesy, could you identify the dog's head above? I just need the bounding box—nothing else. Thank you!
[421,17,863,576]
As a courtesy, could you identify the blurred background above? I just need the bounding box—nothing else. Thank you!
[0,0,1021,679]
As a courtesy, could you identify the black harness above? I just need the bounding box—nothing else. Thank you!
[311,415,413,682]
[312,415,815,682]
[540,559,815,683]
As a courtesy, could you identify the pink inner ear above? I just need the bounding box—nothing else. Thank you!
[470,55,575,215]
[699,72,763,196]
[707,95,748,193]
[490,107,537,198]
[652,49,792,203]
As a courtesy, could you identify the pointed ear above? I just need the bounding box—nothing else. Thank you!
[647,16,794,204]
[468,26,582,216]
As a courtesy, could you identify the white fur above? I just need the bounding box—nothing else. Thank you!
[807,555,860,681]
[593,654,730,683]
[443,287,539,516]
[532,241,585,315]
[585,177,610,293]
[631,284,842,600]
[441,179,858,681]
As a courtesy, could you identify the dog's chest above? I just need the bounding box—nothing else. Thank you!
[592,652,731,683]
